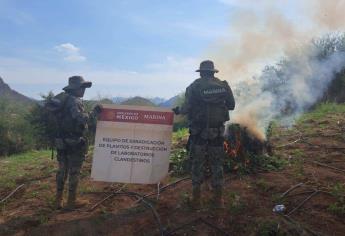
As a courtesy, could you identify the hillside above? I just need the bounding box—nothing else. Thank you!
[159,95,179,108]
[0,77,34,105]
[113,96,178,107]
[0,103,344,235]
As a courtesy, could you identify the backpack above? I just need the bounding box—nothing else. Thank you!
[45,92,69,114]
[45,92,88,149]
[192,78,230,128]
[45,92,70,150]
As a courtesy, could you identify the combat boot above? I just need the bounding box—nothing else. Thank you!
[66,191,76,210]
[55,191,63,210]
[191,186,201,210]
[212,187,225,209]
[66,192,88,210]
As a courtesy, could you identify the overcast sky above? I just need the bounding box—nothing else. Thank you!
[0,0,235,99]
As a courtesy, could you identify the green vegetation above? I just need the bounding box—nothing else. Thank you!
[172,128,188,141]
[255,178,271,193]
[328,183,345,217]
[170,128,190,176]
[328,202,345,217]
[0,150,53,190]
[0,91,108,158]
[172,93,188,131]
[179,191,190,206]
[27,92,59,150]
[170,148,189,176]
[79,183,99,194]
[256,220,282,236]
[224,154,287,176]
[226,192,246,214]
[170,127,288,177]
[0,99,36,156]
[298,102,345,123]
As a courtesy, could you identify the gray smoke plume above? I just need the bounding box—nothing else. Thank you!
[211,0,345,140]
[231,35,345,140]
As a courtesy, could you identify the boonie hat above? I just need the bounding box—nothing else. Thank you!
[63,76,92,91]
[196,60,219,73]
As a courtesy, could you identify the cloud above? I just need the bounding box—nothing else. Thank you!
[55,43,86,62]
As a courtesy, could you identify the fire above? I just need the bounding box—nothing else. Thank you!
[223,136,241,158]
[223,123,273,171]
[224,123,243,159]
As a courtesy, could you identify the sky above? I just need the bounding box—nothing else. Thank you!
[0,0,237,99]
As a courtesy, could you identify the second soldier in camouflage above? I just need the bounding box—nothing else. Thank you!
[173,60,235,209]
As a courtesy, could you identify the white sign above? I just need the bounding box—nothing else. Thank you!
[91,104,174,184]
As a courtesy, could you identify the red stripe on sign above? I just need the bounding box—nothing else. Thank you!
[99,108,174,125]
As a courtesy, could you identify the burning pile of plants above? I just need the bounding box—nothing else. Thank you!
[169,123,286,176]
[222,123,285,174]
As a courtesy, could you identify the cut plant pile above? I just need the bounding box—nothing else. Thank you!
[0,103,345,236]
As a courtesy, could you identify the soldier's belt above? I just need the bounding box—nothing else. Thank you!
[55,137,84,149]
[200,127,224,140]
[64,137,83,146]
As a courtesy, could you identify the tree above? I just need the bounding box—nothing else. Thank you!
[27,92,59,150]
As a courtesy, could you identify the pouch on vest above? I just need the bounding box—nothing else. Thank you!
[64,137,82,146]
[64,137,88,154]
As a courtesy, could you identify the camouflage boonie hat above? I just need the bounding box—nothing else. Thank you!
[196,60,219,73]
[63,76,92,91]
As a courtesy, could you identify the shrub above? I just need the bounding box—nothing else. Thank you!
[0,99,36,156]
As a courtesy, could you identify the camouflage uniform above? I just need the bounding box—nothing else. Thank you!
[48,76,100,210]
[55,93,89,208]
[175,60,235,208]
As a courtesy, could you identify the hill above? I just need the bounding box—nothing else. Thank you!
[159,95,179,108]
[0,77,34,105]
[120,96,156,106]
[148,97,166,105]
[113,96,169,106]
[112,97,130,104]
[1,103,345,235]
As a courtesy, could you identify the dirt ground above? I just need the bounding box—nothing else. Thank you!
[0,113,345,236]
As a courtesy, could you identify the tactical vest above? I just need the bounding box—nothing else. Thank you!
[191,78,230,128]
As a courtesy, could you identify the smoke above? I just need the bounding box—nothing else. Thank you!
[212,0,345,140]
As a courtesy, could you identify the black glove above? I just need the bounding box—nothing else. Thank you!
[172,106,180,115]
[93,104,103,115]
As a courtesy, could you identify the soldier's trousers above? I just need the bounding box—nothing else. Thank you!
[56,149,85,195]
[190,143,225,188]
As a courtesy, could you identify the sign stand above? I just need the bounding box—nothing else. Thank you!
[156,182,161,200]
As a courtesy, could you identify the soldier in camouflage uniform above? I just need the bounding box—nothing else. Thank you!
[47,76,102,210]
[173,60,235,209]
